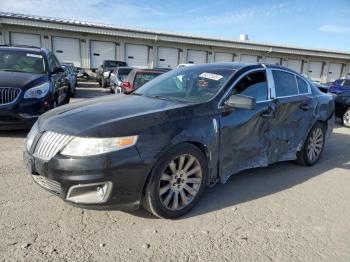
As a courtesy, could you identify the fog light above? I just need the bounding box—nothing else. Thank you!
[97,186,105,198]
[66,182,112,204]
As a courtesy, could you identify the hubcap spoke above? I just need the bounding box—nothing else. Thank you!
[169,161,177,174]
[172,191,179,209]
[161,173,172,181]
[183,156,195,172]
[184,184,198,196]
[160,184,171,195]
[187,177,202,184]
[179,189,188,205]
[185,166,201,177]
[163,189,174,206]
[178,155,185,171]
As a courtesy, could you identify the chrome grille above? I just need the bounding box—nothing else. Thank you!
[32,175,61,195]
[34,131,72,160]
[0,87,21,105]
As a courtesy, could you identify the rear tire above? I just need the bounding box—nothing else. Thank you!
[142,143,208,219]
[342,108,350,128]
[296,122,325,166]
[102,77,107,88]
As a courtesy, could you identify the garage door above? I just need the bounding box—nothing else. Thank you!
[157,47,179,68]
[10,32,41,47]
[287,59,303,73]
[215,52,234,62]
[187,50,207,64]
[125,44,149,68]
[265,57,280,65]
[327,63,342,82]
[90,41,116,69]
[308,61,323,81]
[240,55,258,63]
[52,37,81,67]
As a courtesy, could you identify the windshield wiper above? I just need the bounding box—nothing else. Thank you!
[146,95,183,102]
[131,92,143,96]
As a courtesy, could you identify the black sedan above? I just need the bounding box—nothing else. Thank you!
[23,63,334,219]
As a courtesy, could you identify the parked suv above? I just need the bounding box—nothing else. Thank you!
[0,45,70,130]
[96,60,127,88]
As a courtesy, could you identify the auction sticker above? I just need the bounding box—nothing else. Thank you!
[199,72,223,81]
[26,53,43,58]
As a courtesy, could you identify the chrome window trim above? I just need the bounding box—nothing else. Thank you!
[269,68,312,99]
[218,68,271,108]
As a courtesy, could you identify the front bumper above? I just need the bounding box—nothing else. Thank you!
[0,96,52,130]
[23,147,151,211]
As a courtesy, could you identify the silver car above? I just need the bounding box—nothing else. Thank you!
[109,67,133,93]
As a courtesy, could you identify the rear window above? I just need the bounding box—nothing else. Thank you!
[105,61,127,67]
[273,71,299,97]
[0,50,46,74]
[134,72,162,89]
[296,76,309,94]
[118,68,133,81]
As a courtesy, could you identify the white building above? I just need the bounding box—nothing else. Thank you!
[1,12,350,83]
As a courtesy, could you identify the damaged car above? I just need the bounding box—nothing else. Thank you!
[23,63,334,219]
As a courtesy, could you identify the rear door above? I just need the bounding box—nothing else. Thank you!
[268,69,313,163]
[187,50,207,64]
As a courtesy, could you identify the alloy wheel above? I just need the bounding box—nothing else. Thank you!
[307,127,324,162]
[343,110,350,127]
[158,154,202,211]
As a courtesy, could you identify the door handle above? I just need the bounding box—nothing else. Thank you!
[261,108,274,118]
[299,103,311,111]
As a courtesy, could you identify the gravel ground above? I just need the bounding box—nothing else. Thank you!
[1,81,350,261]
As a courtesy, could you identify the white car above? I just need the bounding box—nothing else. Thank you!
[109,67,133,93]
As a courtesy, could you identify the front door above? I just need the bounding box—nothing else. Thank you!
[219,69,274,183]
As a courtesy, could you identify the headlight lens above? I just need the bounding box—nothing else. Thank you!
[60,136,138,157]
[26,121,39,151]
[24,82,50,99]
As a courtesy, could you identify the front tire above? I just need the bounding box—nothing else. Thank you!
[342,108,350,128]
[296,122,325,166]
[142,143,208,219]
[102,77,107,88]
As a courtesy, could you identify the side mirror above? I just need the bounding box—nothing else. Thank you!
[224,94,256,110]
[51,66,64,74]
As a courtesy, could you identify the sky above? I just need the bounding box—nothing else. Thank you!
[1,0,350,52]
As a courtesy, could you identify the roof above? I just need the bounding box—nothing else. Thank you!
[1,12,350,60]
[0,45,47,54]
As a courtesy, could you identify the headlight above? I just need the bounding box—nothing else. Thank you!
[26,121,39,151]
[24,82,50,99]
[103,71,110,78]
[60,136,138,157]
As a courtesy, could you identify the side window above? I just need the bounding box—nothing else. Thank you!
[232,71,268,102]
[52,55,61,68]
[273,71,298,97]
[296,76,308,94]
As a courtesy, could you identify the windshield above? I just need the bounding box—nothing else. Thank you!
[135,67,235,103]
[118,68,133,81]
[341,80,350,87]
[105,61,126,68]
[0,50,46,74]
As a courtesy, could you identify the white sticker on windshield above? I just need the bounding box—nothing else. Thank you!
[199,72,223,81]
[26,53,43,58]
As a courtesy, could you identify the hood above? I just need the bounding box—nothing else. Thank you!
[0,71,48,89]
[38,94,194,137]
